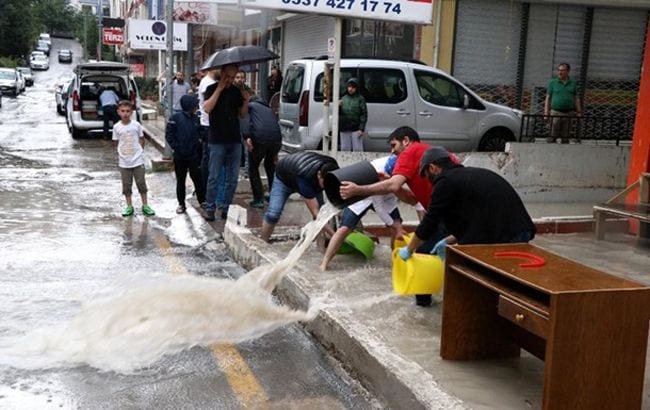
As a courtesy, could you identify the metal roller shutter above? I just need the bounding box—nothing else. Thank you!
[453,0,522,104]
[282,15,334,68]
[523,3,586,113]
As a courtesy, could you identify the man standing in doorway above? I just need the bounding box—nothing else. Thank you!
[544,63,582,144]
[170,71,192,112]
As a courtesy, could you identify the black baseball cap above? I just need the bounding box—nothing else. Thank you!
[419,146,451,176]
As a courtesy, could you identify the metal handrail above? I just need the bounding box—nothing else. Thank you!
[519,113,634,145]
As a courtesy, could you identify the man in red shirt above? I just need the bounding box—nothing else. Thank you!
[339,126,448,307]
[340,126,430,207]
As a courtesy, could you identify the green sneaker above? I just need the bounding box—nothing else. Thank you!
[142,204,155,216]
[121,206,134,217]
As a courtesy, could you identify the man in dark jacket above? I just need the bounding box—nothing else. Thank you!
[261,151,339,242]
[399,147,536,261]
[165,95,205,214]
[242,95,282,208]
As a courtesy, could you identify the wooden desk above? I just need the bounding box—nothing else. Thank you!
[442,243,650,409]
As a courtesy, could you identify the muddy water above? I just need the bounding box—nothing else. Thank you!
[0,204,340,374]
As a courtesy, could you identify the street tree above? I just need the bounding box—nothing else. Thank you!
[0,0,35,59]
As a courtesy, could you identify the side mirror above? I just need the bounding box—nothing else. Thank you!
[463,94,470,109]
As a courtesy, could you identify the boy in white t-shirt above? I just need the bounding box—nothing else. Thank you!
[112,100,155,217]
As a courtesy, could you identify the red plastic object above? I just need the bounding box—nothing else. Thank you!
[494,251,546,268]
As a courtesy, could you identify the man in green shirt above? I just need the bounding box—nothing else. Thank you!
[544,63,582,144]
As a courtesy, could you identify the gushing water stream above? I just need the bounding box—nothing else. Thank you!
[1,204,340,374]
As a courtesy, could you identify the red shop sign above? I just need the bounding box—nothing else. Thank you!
[102,27,124,45]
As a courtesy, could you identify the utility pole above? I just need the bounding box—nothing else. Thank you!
[163,0,174,159]
[97,0,103,60]
[259,10,269,102]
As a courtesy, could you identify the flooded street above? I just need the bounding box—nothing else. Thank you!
[0,38,376,409]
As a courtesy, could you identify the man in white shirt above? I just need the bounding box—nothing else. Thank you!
[198,68,217,198]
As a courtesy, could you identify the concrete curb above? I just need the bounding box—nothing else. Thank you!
[223,205,468,409]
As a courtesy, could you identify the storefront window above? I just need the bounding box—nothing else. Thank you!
[343,19,414,60]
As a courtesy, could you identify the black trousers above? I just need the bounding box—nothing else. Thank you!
[248,142,281,203]
[102,104,118,139]
[198,126,210,195]
[174,158,205,206]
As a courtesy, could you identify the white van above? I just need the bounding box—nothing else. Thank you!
[66,62,142,138]
[279,58,524,152]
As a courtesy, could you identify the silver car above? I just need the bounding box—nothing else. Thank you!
[279,58,524,152]
[66,62,142,138]
[17,67,34,86]
[0,68,21,96]
[30,55,49,71]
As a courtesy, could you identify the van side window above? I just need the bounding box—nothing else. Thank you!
[359,69,406,104]
[281,65,305,104]
[314,68,356,102]
[415,70,464,108]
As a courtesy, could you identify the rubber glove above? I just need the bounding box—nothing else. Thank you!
[398,246,412,261]
[431,238,448,260]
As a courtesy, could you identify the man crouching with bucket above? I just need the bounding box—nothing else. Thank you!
[260,151,339,242]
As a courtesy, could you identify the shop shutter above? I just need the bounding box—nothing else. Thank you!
[453,0,522,105]
[282,15,334,68]
[523,3,586,113]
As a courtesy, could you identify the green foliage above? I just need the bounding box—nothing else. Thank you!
[135,78,160,101]
[0,57,19,68]
[74,8,99,60]
[0,0,36,58]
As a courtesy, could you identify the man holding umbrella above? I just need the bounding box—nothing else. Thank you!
[202,63,250,221]
[200,46,278,221]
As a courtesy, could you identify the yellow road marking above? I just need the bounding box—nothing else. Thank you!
[153,230,269,407]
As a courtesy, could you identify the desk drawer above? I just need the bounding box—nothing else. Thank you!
[498,295,549,339]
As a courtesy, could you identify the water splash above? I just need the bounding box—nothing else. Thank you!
[1,204,340,374]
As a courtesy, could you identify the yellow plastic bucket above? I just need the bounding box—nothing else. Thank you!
[392,234,444,295]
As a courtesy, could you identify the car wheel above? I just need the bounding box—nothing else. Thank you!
[478,128,514,152]
[71,127,82,139]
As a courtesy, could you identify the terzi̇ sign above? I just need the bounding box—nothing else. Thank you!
[241,0,433,24]
[103,28,124,45]
[128,19,188,51]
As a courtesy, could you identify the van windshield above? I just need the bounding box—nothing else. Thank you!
[281,65,304,104]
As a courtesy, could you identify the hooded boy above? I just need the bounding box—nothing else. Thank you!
[165,95,206,213]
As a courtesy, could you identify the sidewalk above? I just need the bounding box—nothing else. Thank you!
[141,116,650,409]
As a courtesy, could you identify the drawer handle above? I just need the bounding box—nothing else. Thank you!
[515,314,525,322]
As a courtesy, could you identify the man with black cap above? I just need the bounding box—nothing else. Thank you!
[398,147,536,262]
[339,77,367,152]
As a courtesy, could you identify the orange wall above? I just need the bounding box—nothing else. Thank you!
[628,19,650,194]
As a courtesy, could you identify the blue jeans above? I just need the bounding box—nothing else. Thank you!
[205,143,241,212]
[264,176,323,225]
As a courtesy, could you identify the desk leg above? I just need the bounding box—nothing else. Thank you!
[594,210,607,240]
[441,267,520,360]
[543,292,650,409]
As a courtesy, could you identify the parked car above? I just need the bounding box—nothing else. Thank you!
[279,58,524,153]
[55,80,72,115]
[16,70,26,93]
[39,33,51,48]
[36,40,50,56]
[0,68,21,96]
[58,49,73,64]
[17,67,34,86]
[66,62,142,138]
[30,55,50,71]
[31,50,46,60]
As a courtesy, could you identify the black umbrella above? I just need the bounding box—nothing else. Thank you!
[201,45,279,71]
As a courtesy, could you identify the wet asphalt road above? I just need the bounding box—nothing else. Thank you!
[0,38,377,409]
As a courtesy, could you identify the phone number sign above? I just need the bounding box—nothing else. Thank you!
[241,0,433,25]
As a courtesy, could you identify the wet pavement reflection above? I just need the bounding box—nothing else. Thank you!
[0,38,376,409]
